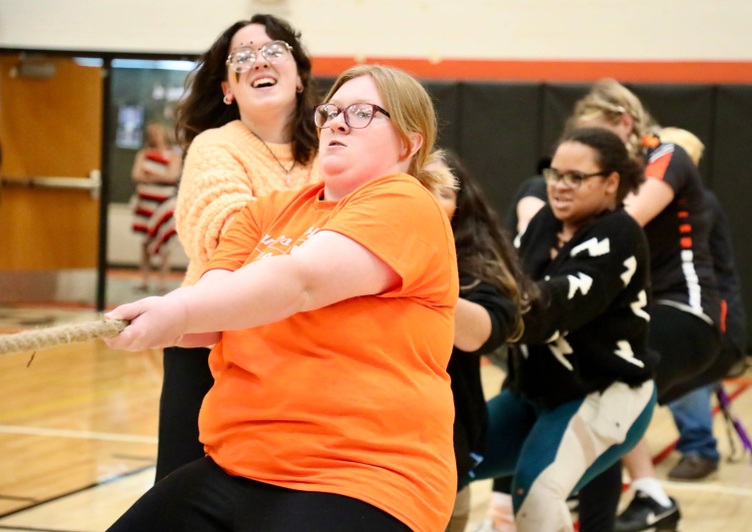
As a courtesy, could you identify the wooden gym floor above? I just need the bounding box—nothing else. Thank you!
[1,304,752,531]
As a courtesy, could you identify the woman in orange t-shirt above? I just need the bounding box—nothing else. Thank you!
[105,64,459,532]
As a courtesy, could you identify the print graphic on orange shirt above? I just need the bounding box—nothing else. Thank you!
[256,227,321,259]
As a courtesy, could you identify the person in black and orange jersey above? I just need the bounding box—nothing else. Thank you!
[659,126,748,482]
[570,78,732,532]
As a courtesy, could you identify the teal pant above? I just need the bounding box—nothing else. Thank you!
[470,381,656,531]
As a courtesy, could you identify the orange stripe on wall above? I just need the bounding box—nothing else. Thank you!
[312,57,752,83]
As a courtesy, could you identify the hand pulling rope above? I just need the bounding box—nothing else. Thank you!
[0,319,128,356]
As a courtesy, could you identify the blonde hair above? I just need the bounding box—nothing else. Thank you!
[424,149,459,194]
[569,78,660,157]
[659,127,705,166]
[322,64,454,195]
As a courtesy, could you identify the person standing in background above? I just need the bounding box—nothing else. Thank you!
[130,122,182,294]
[157,14,319,481]
[658,126,749,482]
[569,78,726,532]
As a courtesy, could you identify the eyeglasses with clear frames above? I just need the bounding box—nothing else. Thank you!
[542,167,609,190]
[314,103,391,129]
[226,41,293,73]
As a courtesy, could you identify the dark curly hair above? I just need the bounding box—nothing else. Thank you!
[174,14,318,165]
[558,127,645,205]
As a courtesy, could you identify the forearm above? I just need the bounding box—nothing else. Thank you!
[106,230,396,352]
[454,298,492,352]
[178,230,398,333]
[517,197,546,234]
[177,257,315,334]
[175,169,254,263]
[624,178,674,227]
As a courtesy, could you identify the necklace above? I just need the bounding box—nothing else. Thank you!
[250,130,296,179]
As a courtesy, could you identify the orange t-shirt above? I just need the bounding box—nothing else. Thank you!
[200,173,459,532]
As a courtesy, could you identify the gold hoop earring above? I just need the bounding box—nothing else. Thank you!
[223,94,233,105]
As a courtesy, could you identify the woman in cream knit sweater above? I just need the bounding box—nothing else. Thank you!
[157,14,320,481]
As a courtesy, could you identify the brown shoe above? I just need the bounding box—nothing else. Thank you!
[668,455,718,481]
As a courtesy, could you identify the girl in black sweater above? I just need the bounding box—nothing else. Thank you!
[470,128,658,532]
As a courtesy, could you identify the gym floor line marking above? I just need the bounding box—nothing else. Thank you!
[664,480,752,497]
[0,425,157,444]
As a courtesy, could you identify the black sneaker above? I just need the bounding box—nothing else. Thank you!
[615,490,680,531]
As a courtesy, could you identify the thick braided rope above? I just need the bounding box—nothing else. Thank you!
[0,319,128,356]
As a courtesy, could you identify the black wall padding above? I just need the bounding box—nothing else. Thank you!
[315,77,336,99]
[712,85,752,349]
[455,82,543,217]
[423,80,462,152]
[540,83,591,157]
[315,74,751,350]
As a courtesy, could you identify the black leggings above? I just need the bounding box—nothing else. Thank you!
[578,460,621,532]
[651,304,723,404]
[155,346,214,482]
[109,457,411,532]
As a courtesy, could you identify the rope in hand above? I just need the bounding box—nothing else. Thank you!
[0,319,128,356]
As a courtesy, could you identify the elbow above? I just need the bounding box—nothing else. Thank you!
[454,337,487,353]
[453,326,492,353]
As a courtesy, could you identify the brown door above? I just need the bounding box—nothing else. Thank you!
[0,55,102,302]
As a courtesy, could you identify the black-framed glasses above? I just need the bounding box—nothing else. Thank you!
[542,168,609,189]
[314,103,391,129]
[226,41,293,73]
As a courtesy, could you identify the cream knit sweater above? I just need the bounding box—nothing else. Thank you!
[175,120,319,285]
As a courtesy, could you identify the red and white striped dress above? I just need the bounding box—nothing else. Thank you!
[132,150,178,256]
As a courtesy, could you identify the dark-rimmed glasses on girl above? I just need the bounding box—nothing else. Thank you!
[543,168,609,189]
[226,41,293,73]
[314,103,391,129]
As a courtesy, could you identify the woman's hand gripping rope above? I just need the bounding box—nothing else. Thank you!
[0,319,129,356]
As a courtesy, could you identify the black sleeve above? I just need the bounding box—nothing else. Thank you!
[646,142,697,194]
[520,213,648,345]
[458,276,518,355]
